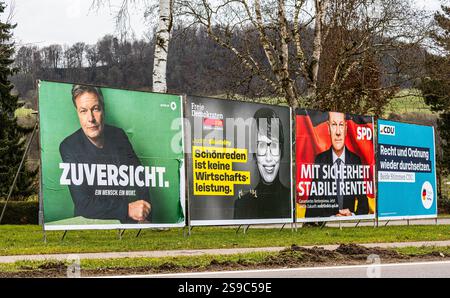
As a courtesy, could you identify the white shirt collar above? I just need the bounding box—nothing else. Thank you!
[332,147,346,164]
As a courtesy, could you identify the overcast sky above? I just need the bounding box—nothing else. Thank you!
[2,0,444,47]
[3,0,149,47]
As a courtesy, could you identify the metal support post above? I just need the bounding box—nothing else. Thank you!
[135,229,142,238]
[61,230,68,242]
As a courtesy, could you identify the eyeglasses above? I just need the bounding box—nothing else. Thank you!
[257,141,280,156]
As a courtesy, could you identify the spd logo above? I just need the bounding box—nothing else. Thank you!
[379,124,395,136]
[357,127,372,141]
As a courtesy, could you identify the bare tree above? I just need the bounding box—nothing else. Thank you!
[72,42,86,68]
[178,0,432,114]
[41,44,63,69]
[92,0,173,93]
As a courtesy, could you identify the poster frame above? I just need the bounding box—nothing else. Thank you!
[376,118,438,221]
[294,108,377,223]
[185,95,294,227]
[38,80,187,231]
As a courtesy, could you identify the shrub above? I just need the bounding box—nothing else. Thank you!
[0,201,39,224]
[438,195,450,214]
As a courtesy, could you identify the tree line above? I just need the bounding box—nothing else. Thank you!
[12,27,242,109]
[2,1,449,199]
[13,25,426,117]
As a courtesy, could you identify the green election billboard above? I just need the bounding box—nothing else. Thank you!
[39,81,185,230]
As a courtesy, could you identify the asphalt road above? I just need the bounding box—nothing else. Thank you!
[111,260,450,278]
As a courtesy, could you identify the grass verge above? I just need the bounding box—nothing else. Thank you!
[0,224,449,256]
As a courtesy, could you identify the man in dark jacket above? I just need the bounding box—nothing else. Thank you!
[305,112,368,218]
[59,84,151,223]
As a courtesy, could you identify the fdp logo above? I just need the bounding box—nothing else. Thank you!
[379,124,395,136]
[421,181,434,209]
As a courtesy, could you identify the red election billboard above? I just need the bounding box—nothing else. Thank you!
[296,109,376,222]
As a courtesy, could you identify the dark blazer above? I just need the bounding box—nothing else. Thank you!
[234,177,291,220]
[59,124,151,223]
[304,147,369,218]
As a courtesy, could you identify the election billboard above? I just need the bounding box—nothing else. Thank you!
[185,96,293,226]
[377,120,437,220]
[296,109,376,222]
[39,81,185,230]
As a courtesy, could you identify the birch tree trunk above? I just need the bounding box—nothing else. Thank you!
[153,0,172,93]
[309,0,328,97]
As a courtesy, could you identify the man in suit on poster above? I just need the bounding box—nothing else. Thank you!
[305,112,368,218]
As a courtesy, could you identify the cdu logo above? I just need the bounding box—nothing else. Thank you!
[379,124,395,136]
